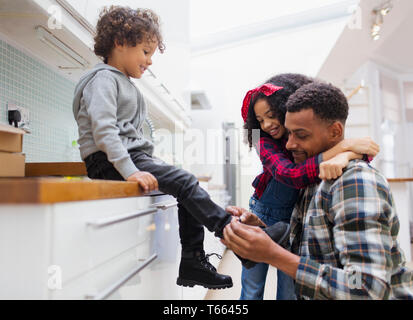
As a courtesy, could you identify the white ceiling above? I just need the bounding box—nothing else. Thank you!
[190,0,359,54]
[318,0,413,85]
[190,0,356,38]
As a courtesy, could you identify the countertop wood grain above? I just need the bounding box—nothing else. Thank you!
[0,177,152,204]
[25,162,88,177]
[10,162,208,204]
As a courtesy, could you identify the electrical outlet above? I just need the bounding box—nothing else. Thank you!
[7,102,30,132]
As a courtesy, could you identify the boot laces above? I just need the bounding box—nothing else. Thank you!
[200,252,222,272]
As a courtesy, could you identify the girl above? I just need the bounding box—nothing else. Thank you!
[228,74,378,300]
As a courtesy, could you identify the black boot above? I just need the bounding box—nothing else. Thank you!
[176,250,233,289]
[236,221,291,269]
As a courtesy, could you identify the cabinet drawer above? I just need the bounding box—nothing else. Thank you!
[50,240,156,300]
[50,235,183,300]
[51,197,155,283]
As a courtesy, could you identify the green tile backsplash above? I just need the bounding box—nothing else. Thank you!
[0,38,80,162]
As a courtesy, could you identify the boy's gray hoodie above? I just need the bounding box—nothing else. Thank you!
[73,63,154,180]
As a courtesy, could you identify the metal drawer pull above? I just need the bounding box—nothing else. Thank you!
[91,253,158,300]
[86,208,157,229]
[151,200,177,210]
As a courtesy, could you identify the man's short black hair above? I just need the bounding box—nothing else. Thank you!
[286,81,349,124]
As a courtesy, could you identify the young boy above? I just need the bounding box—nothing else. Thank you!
[72,6,287,289]
[72,6,233,289]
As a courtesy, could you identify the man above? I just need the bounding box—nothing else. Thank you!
[223,81,413,299]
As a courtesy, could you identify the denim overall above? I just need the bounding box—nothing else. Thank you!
[240,178,299,300]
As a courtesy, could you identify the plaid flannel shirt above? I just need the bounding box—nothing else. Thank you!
[252,137,322,199]
[290,159,413,299]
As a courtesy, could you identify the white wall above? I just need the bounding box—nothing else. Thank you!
[343,61,413,225]
[188,110,225,186]
[345,61,413,178]
[190,18,349,208]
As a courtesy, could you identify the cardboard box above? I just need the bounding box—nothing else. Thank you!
[0,123,25,153]
[0,152,25,177]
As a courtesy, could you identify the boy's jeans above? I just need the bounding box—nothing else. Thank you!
[84,149,232,252]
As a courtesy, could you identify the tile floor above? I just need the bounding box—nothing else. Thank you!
[206,243,413,300]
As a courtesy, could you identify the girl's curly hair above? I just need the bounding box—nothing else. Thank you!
[243,73,314,149]
[94,6,165,63]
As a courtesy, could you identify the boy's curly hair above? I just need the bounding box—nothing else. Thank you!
[243,73,314,149]
[285,81,348,124]
[94,6,165,63]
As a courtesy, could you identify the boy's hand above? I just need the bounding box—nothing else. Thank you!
[127,171,158,193]
[226,206,248,217]
[342,137,380,157]
[319,151,353,180]
[226,206,266,227]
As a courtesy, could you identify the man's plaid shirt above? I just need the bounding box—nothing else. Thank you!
[290,159,413,299]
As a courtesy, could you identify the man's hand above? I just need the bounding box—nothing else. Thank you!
[226,206,266,227]
[221,220,275,264]
[342,137,379,157]
[127,171,158,193]
[222,220,300,279]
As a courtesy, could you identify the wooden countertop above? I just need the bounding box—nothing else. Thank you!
[25,162,88,177]
[0,177,156,204]
[0,161,208,204]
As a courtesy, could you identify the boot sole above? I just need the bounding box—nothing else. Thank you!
[176,278,233,289]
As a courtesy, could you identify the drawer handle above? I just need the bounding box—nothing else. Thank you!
[86,208,157,229]
[151,201,177,210]
[88,253,158,300]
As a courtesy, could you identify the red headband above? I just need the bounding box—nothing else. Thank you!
[241,83,284,122]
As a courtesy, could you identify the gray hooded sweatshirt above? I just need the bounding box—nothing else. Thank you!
[73,63,154,180]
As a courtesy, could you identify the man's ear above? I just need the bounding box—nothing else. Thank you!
[328,121,344,141]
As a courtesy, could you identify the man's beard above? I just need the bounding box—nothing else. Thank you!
[291,151,308,163]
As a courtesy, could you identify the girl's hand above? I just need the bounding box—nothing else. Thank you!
[319,151,354,180]
[342,137,380,157]
[226,206,266,227]
[127,171,158,193]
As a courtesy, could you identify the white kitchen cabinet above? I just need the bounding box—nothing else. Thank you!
[51,241,155,300]
[51,197,154,284]
[0,195,184,300]
[0,204,53,299]
[0,190,230,300]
